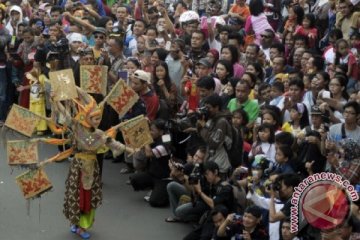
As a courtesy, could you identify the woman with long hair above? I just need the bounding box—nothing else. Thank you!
[220,45,245,78]
[246,62,265,82]
[152,61,178,113]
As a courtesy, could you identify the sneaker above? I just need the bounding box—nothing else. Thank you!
[76,228,91,239]
[70,225,78,233]
[144,190,152,202]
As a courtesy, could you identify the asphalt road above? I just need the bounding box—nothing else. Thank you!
[0,138,191,240]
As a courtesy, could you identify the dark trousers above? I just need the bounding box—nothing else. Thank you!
[130,172,170,207]
[183,220,215,240]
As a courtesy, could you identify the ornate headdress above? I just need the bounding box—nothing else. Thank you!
[73,89,104,128]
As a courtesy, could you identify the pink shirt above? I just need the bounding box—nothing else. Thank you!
[233,63,245,78]
[245,14,274,45]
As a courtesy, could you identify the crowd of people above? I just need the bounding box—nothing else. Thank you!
[0,0,360,239]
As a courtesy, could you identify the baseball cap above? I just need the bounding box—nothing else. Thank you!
[134,70,151,84]
[311,106,322,115]
[93,27,106,35]
[196,58,212,68]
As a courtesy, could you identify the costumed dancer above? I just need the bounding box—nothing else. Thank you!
[46,87,134,239]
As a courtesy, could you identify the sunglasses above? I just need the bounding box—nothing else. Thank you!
[261,34,272,39]
[94,35,105,39]
[79,48,94,56]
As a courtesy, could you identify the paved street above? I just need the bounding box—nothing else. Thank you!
[0,140,191,240]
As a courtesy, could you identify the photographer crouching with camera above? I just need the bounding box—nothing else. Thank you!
[183,161,234,240]
[268,174,301,223]
[165,146,208,223]
[217,205,269,240]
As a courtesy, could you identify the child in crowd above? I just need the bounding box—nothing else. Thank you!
[232,108,251,166]
[270,81,285,110]
[334,39,358,92]
[273,145,295,174]
[282,103,309,137]
[294,13,318,48]
[249,123,276,163]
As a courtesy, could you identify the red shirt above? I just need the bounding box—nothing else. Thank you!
[141,90,159,121]
[185,80,199,111]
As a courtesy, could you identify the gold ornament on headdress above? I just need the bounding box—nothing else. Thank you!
[73,88,104,128]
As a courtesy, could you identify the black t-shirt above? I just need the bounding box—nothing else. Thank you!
[225,224,269,240]
[210,181,234,212]
[148,138,170,179]
[281,198,292,218]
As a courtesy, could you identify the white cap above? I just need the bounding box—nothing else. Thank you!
[67,32,84,44]
[134,70,151,84]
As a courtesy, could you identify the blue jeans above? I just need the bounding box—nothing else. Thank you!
[0,68,7,121]
[167,181,209,222]
[167,181,189,217]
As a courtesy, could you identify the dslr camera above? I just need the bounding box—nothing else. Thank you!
[188,164,201,185]
[167,107,209,132]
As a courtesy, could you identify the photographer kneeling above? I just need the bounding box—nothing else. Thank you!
[166,147,207,223]
[183,161,234,240]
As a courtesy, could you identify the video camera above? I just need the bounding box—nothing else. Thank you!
[48,38,69,56]
[167,107,209,132]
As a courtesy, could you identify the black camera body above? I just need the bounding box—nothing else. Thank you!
[188,172,201,185]
[267,181,281,191]
[48,38,69,56]
[233,214,242,222]
[188,164,201,185]
[167,107,209,132]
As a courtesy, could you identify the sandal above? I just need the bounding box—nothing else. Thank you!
[165,217,181,223]
[76,228,91,239]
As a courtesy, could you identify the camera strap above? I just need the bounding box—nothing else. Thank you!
[341,123,347,139]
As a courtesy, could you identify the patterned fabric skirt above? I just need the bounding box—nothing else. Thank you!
[63,157,102,228]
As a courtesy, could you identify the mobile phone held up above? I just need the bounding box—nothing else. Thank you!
[118,70,129,83]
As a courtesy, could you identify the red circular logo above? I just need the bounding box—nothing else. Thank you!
[300,181,350,230]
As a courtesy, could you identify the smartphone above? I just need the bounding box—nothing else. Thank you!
[118,71,129,84]
[255,117,262,125]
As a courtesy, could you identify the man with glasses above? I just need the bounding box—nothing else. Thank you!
[259,29,275,61]
[92,27,107,62]
[329,101,360,143]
